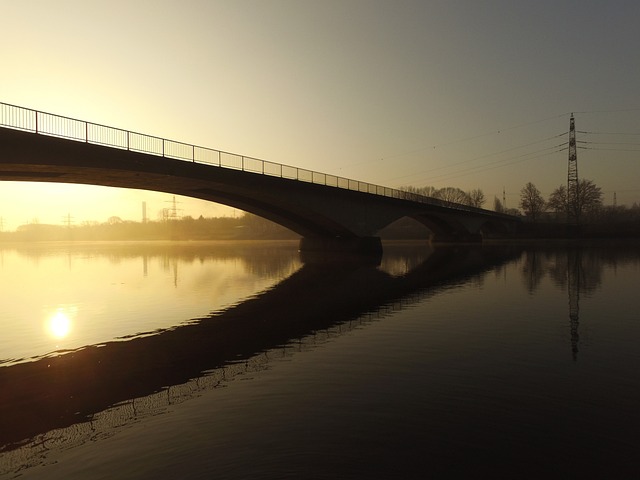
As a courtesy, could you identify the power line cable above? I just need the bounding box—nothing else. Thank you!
[422,132,567,175]
[579,146,640,152]
[346,112,571,169]
[578,130,640,136]
[354,109,639,191]
[429,143,568,181]
[407,147,568,187]
[391,133,567,183]
[390,111,640,187]
[572,108,640,114]
[355,110,638,169]
[400,145,568,186]
[579,141,640,146]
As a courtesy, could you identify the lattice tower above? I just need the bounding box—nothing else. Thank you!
[567,114,579,224]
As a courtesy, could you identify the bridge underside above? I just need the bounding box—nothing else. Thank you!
[0,128,518,254]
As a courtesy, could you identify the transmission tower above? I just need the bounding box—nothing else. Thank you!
[567,113,579,225]
[62,212,74,228]
[165,196,182,221]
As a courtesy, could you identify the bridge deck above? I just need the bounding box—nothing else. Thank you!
[0,102,518,252]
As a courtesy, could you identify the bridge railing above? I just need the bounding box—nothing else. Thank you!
[0,102,504,217]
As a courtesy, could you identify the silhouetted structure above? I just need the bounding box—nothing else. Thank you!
[0,102,518,253]
[567,114,579,225]
[567,249,581,360]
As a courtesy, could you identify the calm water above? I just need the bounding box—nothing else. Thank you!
[1,240,640,479]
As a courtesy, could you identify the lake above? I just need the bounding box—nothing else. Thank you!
[1,240,640,479]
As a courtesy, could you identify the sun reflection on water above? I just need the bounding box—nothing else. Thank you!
[46,308,76,340]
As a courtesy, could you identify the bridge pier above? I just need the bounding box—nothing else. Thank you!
[299,236,383,256]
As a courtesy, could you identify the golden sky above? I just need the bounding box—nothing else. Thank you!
[1,0,639,230]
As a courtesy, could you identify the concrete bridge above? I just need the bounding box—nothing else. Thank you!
[0,102,518,253]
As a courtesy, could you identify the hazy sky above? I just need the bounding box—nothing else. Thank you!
[1,0,639,230]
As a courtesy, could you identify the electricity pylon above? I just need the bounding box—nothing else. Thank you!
[567,114,579,225]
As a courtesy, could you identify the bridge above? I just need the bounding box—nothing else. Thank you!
[0,102,518,253]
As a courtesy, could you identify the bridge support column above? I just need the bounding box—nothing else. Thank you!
[299,236,383,255]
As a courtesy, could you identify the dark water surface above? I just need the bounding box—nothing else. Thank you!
[1,240,640,479]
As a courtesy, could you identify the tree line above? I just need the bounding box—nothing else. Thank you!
[516,178,640,237]
[516,178,630,223]
[400,185,486,208]
[0,213,298,242]
[401,180,640,238]
[403,180,640,224]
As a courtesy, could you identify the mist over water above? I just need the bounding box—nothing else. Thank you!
[2,241,640,479]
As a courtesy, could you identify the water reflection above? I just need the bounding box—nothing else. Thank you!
[0,244,520,457]
[5,242,640,478]
[377,242,435,276]
[46,309,74,340]
[520,244,640,293]
[0,241,303,365]
[519,244,640,360]
[5,241,301,279]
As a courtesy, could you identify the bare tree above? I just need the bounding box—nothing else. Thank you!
[401,185,486,207]
[519,182,546,221]
[548,179,603,223]
[399,185,438,197]
[575,179,603,222]
[434,187,470,205]
[547,185,568,218]
[467,189,486,208]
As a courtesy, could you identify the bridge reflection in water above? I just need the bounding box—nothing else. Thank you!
[0,244,520,461]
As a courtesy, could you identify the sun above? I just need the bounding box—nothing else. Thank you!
[47,311,73,339]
